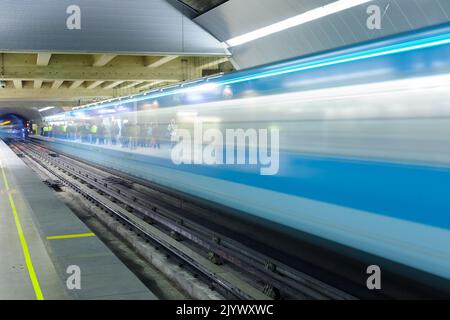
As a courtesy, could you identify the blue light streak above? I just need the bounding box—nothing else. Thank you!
[59,29,450,117]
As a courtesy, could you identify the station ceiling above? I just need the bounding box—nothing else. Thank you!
[196,0,450,68]
[0,0,232,118]
[0,53,231,107]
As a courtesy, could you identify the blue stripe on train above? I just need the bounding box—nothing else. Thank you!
[45,139,450,231]
[174,153,450,231]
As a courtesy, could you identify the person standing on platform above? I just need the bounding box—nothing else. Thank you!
[138,124,147,148]
[82,123,89,143]
[90,123,98,144]
[68,123,76,141]
[48,124,53,138]
[121,122,129,148]
[111,121,120,145]
[104,123,111,145]
[62,123,68,139]
[98,123,105,145]
[129,122,138,150]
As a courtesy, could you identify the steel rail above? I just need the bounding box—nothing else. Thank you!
[13,140,355,300]
[10,141,258,300]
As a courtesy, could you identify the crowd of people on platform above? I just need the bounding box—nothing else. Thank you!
[40,120,178,150]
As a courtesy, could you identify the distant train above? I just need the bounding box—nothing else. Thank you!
[43,23,450,285]
[0,114,29,140]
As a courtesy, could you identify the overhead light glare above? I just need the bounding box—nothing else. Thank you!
[38,106,55,112]
[225,0,373,47]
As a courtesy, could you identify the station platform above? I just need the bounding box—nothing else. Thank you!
[0,139,157,300]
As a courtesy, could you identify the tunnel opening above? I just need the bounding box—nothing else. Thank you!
[0,113,30,140]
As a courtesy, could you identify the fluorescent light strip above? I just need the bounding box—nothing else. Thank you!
[225,0,373,47]
[38,106,55,112]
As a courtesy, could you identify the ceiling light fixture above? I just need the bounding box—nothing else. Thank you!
[225,0,373,47]
[38,106,55,112]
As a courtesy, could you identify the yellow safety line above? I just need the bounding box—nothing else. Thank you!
[47,233,95,240]
[0,159,44,300]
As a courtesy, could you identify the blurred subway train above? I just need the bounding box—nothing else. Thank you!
[40,23,450,289]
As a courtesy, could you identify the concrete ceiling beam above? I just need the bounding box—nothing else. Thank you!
[86,81,104,89]
[69,80,84,89]
[93,54,117,67]
[120,81,144,89]
[36,53,52,66]
[2,65,183,82]
[145,55,179,68]
[103,81,125,89]
[135,80,167,91]
[34,80,43,89]
[52,80,64,89]
[13,79,22,89]
[196,57,229,70]
[0,88,114,100]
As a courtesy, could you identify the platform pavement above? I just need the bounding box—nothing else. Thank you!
[0,139,157,300]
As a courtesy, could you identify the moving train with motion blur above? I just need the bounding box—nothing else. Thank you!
[42,23,450,289]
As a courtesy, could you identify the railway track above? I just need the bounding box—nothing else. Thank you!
[10,139,355,300]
